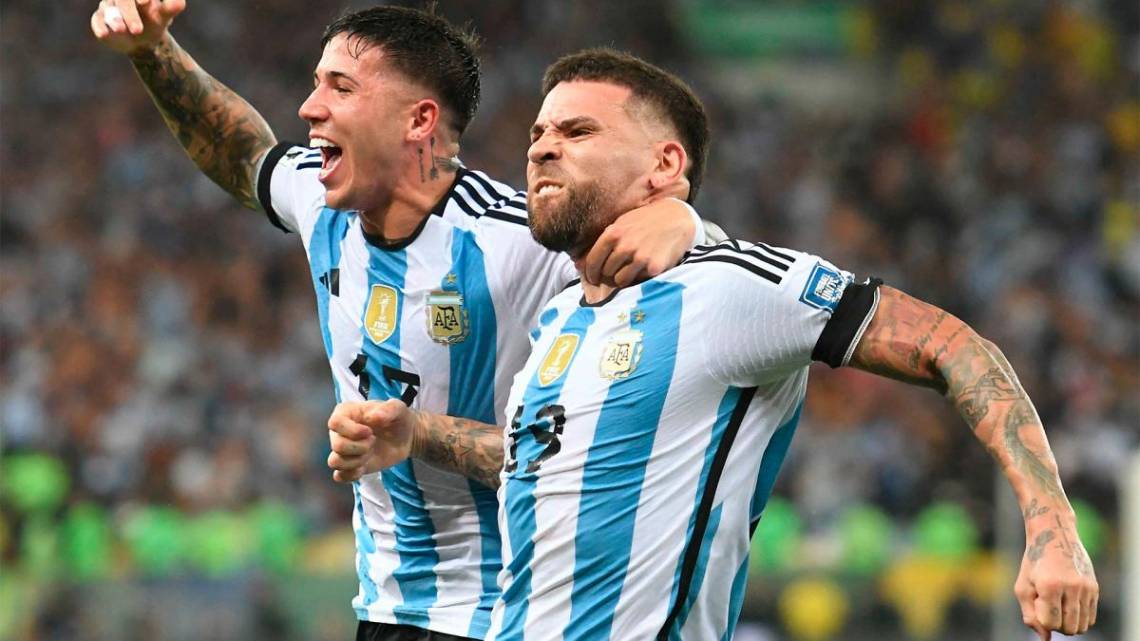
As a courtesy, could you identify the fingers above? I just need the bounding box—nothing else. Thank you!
[328,404,375,440]
[1089,586,1098,627]
[1076,588,1092,635]
[1034,583,1063,634]
[1059,591,1081,636]
[91,8,111,38]
[332,468,364,483]
[111,0,145,35]
[98,0,125,33]
[610,262,647,289]
[1015,578,1039,635]
[361,399,405,426]
[581,232,617,286]
[329,429,373,458]
[327,427,374,484]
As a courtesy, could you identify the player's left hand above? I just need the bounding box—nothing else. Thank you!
[580,197,696,287]
[1014,518,1099,640]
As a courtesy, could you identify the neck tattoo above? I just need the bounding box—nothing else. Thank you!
[429,137,440,180]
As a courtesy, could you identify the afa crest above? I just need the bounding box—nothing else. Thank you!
[364,284,399,344]
[426,290,468,344]
[538,334,580,386]
[599,329,643,380]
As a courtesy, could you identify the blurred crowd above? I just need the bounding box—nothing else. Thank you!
[1,1,1137,640]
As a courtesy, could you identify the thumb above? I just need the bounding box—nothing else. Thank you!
[362,399,405,428]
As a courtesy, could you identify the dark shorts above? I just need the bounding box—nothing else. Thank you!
[356,621,479,641]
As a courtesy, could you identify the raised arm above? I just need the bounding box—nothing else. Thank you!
[91,0,275,209]
[327,400,504,489]
[849,285,1098,640]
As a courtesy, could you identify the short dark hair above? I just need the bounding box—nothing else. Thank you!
[542,48,710,203]
[321,6,481,136]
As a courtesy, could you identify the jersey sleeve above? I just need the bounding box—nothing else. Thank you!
[471,198,577,327]
[688,240,881,387]
[255,142,327,235]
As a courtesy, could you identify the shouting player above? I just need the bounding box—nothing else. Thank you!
[328,49,1100,641]
[91,3,718,640]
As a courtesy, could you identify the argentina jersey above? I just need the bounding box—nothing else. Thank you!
[488,239,880,641]
[256,143,576,638]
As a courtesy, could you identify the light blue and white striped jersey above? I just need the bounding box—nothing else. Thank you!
[488,239,880,641]
[257,143,576,638]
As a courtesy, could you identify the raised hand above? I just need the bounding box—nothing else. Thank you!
[90,0,186,54]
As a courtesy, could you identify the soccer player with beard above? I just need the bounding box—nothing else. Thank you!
[91,3,717,640]
[328,49,1100,641]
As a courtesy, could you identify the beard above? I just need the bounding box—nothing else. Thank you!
[527,180,612,256]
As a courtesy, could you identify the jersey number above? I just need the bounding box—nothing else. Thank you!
[505,404,565,474]
[349,353,420,405]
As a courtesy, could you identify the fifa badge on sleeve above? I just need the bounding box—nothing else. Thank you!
[599,329,643,380]
[426,290,469,344]
[799,263,847,312]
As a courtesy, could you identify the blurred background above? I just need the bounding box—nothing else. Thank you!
[1,1,1138,640]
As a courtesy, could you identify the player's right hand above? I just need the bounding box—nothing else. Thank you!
[327,400,416,483]
[90,0,186,55]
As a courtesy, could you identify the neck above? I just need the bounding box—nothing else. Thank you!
[571,253,618,304]
[358,139,460,239]
[581,280,617,305]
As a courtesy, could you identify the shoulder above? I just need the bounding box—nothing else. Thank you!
[676,239,808,287]
[261,143,323,176]
[445,168,530,231]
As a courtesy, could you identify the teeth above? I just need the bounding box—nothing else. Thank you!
[537,184,560,195]
[310,137,338,148]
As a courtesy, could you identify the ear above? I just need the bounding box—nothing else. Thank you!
[406,98,442,142]
[648,140,688,193]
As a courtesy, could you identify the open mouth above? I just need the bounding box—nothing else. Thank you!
[310,137,343,181]
[532,180,564,198]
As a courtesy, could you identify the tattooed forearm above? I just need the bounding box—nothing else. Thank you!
[952,364,1019,428]
[1002,400,1065,501]
[412,411,504,489]
[129,35,275,209]
[851,287,1069,513]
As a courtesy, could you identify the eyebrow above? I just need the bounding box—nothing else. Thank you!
[313,70,357,85]
[530,116,602,139]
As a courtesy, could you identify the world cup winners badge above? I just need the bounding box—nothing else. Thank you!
[599,328,643,380]
[426,290,469,344]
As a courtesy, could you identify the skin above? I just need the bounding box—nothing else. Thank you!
[90,0,701,285]
[326,77,1099,640]
[527,81,689,300]
[849,288,1098,640]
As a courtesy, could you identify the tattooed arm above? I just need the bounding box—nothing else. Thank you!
[92,0,275,209]
[410,411,504,489]
[327,400,504,489]
[850,286,1098,639]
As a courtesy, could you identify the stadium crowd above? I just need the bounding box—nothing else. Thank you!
[2,1,1136,639]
